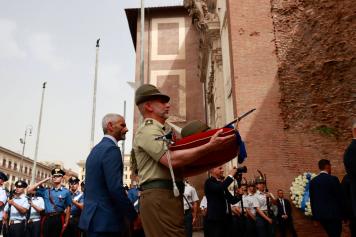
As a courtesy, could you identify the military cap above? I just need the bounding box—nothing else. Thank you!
[68,176,80,184]
[255,176,266,184]
[247,180,256,187]
[0,172,8,182]
[135,84,170,105]
[181,120,210,138]
[51,168,65,176]
[15,180,28,188]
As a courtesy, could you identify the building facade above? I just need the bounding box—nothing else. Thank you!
[0,146,78,189]
[0,146,52,189]
[184,0,354,235]
[126,5,208,194]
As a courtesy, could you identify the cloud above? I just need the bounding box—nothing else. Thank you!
[0,19,27,60]
[28,33,66,70]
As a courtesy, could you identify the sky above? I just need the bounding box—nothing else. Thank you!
[0,0,183,172]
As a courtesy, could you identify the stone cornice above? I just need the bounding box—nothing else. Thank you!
[184,0,221,82]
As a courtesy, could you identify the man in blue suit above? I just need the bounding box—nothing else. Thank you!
[204,166,239,237]
[309,159,343,237]
[79,113,137,237]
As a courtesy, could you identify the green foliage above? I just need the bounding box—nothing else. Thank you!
[313,125,339,138]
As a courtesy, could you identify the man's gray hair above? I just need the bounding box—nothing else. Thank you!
[102,113,122,134]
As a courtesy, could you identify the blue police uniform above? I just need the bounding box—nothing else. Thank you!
[63,190,84,237]
[36,186,71,237]
[36,186,71,213]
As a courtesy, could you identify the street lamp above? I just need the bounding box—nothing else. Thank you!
[20,125,33,156]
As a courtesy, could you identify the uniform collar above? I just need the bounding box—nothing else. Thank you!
[52,186,63,191]
[72,190,80,195]
[14,193,25,199]
[319,171,329,175]
[104,135,118,146]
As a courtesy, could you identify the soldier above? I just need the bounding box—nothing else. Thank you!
[28,168,71,237]
[0,172,8,234]
[64,176,83,237]
[3,180,30,237]
[26,190,45,237]
[254,175,276,237]
[133,84,235,237]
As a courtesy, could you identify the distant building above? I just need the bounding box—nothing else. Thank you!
[123,154,132,186]
[77,159,85,181]
[0,146,78,189]
[0,146,52,190]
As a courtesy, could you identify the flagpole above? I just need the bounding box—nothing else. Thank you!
[31,82,47,184]
[90,39,100,150]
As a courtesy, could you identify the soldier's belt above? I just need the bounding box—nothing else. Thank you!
[141,180,184,191]
[9,220,25,225]
[45,212,63,217]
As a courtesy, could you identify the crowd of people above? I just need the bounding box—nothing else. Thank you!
[0,83,354,237]
[0,168,84,237]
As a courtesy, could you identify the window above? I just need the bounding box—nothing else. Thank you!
[14,163,17,171]
[12,176,15,181]
[2,159,6,167]
[30,168,32,175]
[8,161,11,169]
[125,175,127,179]
[24,167,27,174]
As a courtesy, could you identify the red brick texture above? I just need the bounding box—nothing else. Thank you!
[227,0,351,236]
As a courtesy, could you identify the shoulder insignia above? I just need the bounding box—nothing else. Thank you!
[145,119,153,126]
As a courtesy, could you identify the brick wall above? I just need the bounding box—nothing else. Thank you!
[227,0,352,236]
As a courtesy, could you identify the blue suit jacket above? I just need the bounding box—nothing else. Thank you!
[309,172,343,220]
[79,137,137,233]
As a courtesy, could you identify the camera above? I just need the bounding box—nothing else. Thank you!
[234,166,247,183]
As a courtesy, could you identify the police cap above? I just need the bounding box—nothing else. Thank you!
[68,176,80,184]
[51,168,65,176]
[181,120,210,138]
[0,172,8,182]
[135,84,170,105]
[15,180,28,188]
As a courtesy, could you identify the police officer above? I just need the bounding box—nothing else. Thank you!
[231,181,248,237]
[28,168,71,237]
[244,181,258,237]
[3,180,30,237]
[183,179,199,237]
[26,190,45,237]
[133,84,234,237]
[64,176,83,237]
[254,176,276,237]
[0,172,8,234]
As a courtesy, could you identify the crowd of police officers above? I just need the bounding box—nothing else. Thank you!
[0,157,294,237]
[0,168,84,237]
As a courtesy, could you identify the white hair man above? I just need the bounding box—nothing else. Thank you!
[79,113,137,237]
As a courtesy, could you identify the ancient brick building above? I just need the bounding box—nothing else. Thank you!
[126,0,355,235]
[184,0,355,236]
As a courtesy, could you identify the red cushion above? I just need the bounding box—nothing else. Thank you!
[170,128,238,177]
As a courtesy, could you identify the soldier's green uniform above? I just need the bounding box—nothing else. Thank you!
[133,84,185,237]
[133,118,170,184]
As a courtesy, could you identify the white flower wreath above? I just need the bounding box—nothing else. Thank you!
[290,172,317,216]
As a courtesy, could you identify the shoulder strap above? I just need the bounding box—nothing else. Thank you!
[48,189,58,212]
